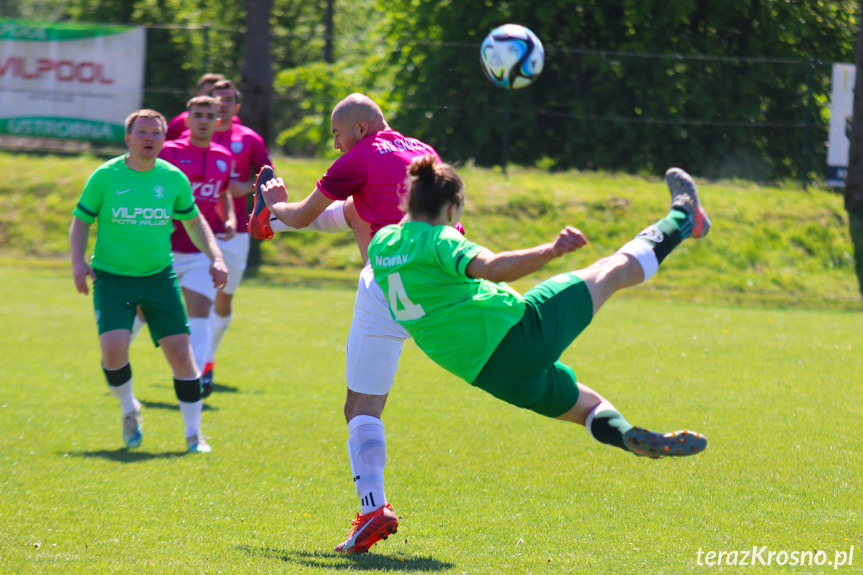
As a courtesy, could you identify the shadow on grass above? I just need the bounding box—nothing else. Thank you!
[236,546,453,572]
[140,400,219,412]
[210,382,239,394]
[65,448,186,462]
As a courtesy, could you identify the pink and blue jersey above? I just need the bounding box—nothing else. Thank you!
[317,129,439,235]
[159,137,233,253]
[210,124,271,233]
[166,112,241,141]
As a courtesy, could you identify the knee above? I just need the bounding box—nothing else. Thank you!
[101,347,128,369]
[166,342,193,363]
[160,335,195,372]
[100,336,130,369]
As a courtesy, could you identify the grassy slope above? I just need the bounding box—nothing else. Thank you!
[0,151,859,309]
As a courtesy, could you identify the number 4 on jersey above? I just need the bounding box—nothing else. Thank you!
[386,272,425,321]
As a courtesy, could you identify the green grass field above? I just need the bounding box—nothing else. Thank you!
[1,264,860,574]
[1,151,861,572]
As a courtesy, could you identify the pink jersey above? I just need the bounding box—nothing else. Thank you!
[317,129,439,235]
[209,124,271,233]
[159,137,234,253]
[166,112,241,141]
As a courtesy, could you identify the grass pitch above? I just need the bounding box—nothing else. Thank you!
[0,264,860,574]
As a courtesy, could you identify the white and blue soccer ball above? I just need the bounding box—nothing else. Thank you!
[479,24,545,90]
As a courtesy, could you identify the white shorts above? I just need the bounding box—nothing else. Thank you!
[172,251,216,301]
[216,232,250,295]
[346,264,411,395]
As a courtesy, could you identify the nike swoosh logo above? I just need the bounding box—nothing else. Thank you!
[116,189,132,195]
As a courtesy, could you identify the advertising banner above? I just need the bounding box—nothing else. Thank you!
[0,20,146,142]
[827,62,855,187]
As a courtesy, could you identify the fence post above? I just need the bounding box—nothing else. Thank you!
[501,89,511,175]
[802,58,814,189]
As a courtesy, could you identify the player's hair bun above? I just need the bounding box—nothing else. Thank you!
[409,154,438,180]
[403,154,465,219]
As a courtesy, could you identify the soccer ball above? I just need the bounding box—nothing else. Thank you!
[479,24,545,90]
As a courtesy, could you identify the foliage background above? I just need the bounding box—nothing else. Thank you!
[0,0,859,181]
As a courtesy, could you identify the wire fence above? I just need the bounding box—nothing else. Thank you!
[3,22,838,184]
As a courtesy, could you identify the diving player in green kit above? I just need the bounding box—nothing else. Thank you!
[370,154,710,459]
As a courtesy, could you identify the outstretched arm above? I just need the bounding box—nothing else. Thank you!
[465,226,588,283]
[261,176,334,229]
[272,200,351,234]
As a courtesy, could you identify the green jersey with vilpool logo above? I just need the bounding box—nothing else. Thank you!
[73,155,199,276]
[369,221,526,383]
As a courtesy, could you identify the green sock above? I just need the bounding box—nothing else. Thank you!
[589,409,634,452]
[636,207,691,263]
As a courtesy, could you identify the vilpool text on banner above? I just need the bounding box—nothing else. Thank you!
[0,20,146,143]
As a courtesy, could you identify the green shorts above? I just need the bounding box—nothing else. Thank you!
[472,272,594,418]
[93,265,189,347]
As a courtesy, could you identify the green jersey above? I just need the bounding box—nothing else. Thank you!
[369,222,526,382]
[73,155,199,277]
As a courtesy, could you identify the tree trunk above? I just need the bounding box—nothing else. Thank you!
[240,0,274,145]
[324,0,335,64]
[844,9,863,296]
[241,0,273,269]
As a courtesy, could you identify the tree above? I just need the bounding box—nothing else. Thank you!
[844,6,863,297]
[378,0,857,180]
[240,0,273,270]
[241,0,273,145]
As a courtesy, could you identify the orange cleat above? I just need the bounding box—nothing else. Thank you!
[248,165,275,240]
[334,503,399,554]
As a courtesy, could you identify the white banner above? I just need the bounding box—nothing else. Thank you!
[0,20,146,142]
[827,62,855,187]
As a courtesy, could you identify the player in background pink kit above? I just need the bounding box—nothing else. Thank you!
[202,79,272,388]
[134,96,236,402]
[165,73,243,142]
[166,74,224,141]
[250,93,442,554]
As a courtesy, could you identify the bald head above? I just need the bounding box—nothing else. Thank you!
[330,93,391,154]
[332,93,388,132]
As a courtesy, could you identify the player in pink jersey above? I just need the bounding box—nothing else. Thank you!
[163,96,236,398]
[131,97,237,397]
[165,73,244,142]
[250,93,443,554]
[203,79,272,387]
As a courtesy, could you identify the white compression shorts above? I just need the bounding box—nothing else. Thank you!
[172,251,217,301]
[216,232,250,295]
[346,263,411,395]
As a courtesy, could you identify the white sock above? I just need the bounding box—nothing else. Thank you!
[585,400,616,442]
[347,415,387,514]
[188,317,212,378]
[178,399,203,438]
[209,311,232,364]
[271,201,349,234]
[616,239,659,282]
[110,379,138,415]
[130,315,147,343]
